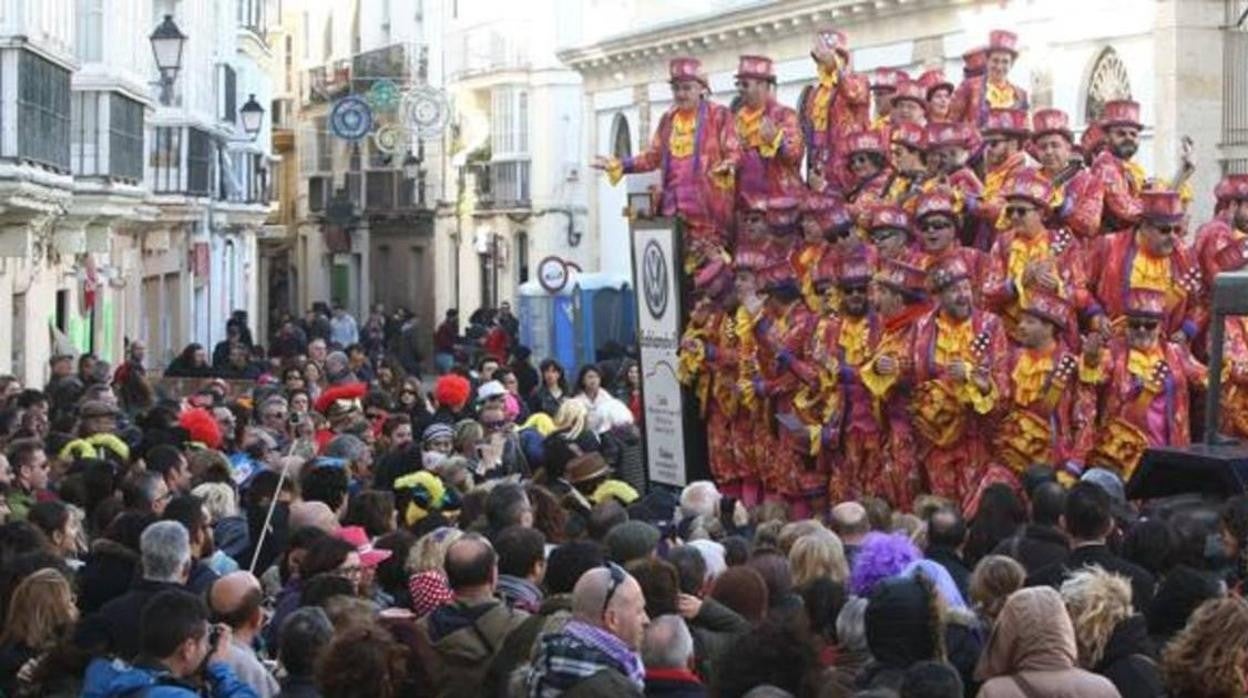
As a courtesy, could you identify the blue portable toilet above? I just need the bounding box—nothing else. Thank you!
[517,270,635,375]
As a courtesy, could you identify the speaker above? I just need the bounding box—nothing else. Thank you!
[1126,443,1248,500]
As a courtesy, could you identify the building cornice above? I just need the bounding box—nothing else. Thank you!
[558,0,948,73]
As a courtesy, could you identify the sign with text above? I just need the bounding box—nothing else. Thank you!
[631,219,688,487]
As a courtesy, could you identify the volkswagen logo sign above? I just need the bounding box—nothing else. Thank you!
[642,240,669,320]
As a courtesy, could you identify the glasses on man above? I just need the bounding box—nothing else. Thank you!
[1127,319,1160,332]
[842,285,869,296]
[1005,206,1034,219]
[871,229,903,243]
[601,562,626,614]
[921,220,954,232]
[1151,225,1179,236]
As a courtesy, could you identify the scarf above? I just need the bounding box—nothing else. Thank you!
[668,109,696,159]
[527,620,646,697]
[497,575,544,614]
[408,570,454,619]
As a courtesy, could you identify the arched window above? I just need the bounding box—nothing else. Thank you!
[1085,47,1132,125]
[611,113,631,159]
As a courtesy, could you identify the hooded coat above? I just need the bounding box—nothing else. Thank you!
[975,587,1121,698]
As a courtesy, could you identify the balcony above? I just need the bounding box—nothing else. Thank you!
[303,42,427,107]
[304,60,352,106]
[447,23,532,81]
[219,150,272,205]
[10,49,72,173]
[149,126,215,197]
[475,160,530,210]
[71,90,144,184]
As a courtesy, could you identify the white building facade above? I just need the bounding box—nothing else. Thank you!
[561,0,1248,274]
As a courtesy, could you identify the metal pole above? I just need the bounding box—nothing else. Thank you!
[1206,311,1226,445]
[454,165,464,314]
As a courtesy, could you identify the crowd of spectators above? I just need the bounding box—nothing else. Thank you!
[0,310,1245,697]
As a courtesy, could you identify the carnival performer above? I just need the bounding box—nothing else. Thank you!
[865,203,913,263]
[1082,289,1207,481]
[734,55,805,203]
[868,67,902,130]
[1089,100,1156,231]
[593,57,739,260]
[1032,108,1105,242]
[793,192,843,312]
[858,254,932,510]
[843,128,895,217]
[890,79,928,127]
[924,122,985,212]
[995,291,1097,480]
[919,68,955,124]
[886,122,930,209]
[1193,174,1248,293]
[798,27,870,194]
[678,296,743,497]
[983,169,1092,345]
[949,30,1029,127]
[912,187,990,307]
[911,256,1012,511]
[1214,303,1248,441]
[1085,190,1202,341]
[972,108,1035,251]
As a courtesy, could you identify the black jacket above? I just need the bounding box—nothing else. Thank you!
[277,675,321,698]
[77,538,140,614]
[926,546,972,601]
[1028,543,1156,613]
[78,578,184,659]
[994,524,1070,576]
[528,387,566,418]
[1095,614,1164,698]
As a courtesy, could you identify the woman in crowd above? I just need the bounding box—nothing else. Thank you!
[0,569,78,697]
[969,554,1026,629]
[1060,566,1165,697]
[1160,596,1248,698]
[529,358,569,417]
[164,344,212,378]
[26,501,83,567]
[572,363,635,435]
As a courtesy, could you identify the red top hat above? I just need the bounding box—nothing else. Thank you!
[669,57,708,87]
[868,203,911,233]
[1021,289,1072,327]
[1125,288,1167,318]
[1139,190,1184,226]
[1215,174,1248,204]
[918,69,954,99]
[891,121,927,152]
[987,29,1020,57]
[814,26,849,58]
[733,241,770,271]
[760,259,797,292]
[1003,168,1053,209]
[766,195,801,229]
[876,254,929,296]
[837,255,875,287]
[1031,108,1074,142]
[869,67,901,93]
[801,193,851,231]
[927,122,974,149]
[962,46,987,76]
[736,55,776,82]
[893,79,927,107]
[929,255,972,291]
[915,187,960,221]
[1099,100,1144,130]
[982,108,1030,137]
[846,128,887,156]
[739,193,768,214]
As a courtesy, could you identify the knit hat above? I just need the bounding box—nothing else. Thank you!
[605,520,661,564]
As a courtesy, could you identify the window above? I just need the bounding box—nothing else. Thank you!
[315,116,331,170]
[308,175,329,211]
[238,0,265,32]
[109,94,144,182]
[1085,47,1132,125]
[188,127,214,196]
[491,86,528,157]
[71,91,102,175]
[151,126,183,192]
[17,51,72,171]
[492,161,530,205]
[75,0,104,62]
[222,65,238,124]
[365,171,396,211]
[611,113,631,158]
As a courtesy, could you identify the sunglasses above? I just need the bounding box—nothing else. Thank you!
[842,285,869,296]
[1005,206,1034,218]
[601,562,626,614]
[871,229,903,241]
[1151,225,1179,236]
[920,220,954,232]
[1128,319,1160,331]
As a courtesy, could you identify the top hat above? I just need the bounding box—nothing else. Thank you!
[929,255,972,292]
[1003,168,1054,209]
[1139,190,1184,226]
[669,57,708,87]
[1031,108,1074,143]
[736,55,776,82]
[914,187,961,221]
[987,29,1020,57]
[982,108,1030,137]
[1099,100,1144,130]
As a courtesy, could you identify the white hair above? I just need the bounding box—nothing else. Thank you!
[641,614,693,669]
[192,482,238,520]
[140,520,191,583]
[679,480,721,519]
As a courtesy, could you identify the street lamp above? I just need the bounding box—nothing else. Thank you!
[150,14,187,105]
[240,94,265,140]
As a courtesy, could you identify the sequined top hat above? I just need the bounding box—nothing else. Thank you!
[1031,108,1074,143]
[669,57,708,87]
[1020,289,1073,327]
[987,29,1020,58]
[914,187,960,221]
[929,255,972,292]
[1139,190,1184,226]
[736,55,776,82]
[981,108,1030,137]
[1099,100,1144,130]
[891,121,927,152]
[1003,168,1054,209]
[1125,288,1167,318]
[918,69,954,99]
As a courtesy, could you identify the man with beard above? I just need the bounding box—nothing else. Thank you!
[912,187,989,308]
[995,291,1097,479]
[594,57,738,261]
[1085,190,1201,341]
[911,257,1012,510]
[1081,289,1207,481]
[972,107,1035,251]
[949,30,1029,127]
[1032,108,1105,242]
[886,122,930,207]
[868,67,902,130]
[1090,100,1151,231]
[798,27,869,193]
[858,254,931,510]
[983,169,1092,345]
[1193,174,1248,293]
[733,55,804,203]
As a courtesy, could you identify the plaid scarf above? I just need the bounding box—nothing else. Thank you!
[526,620,645,697]
[496,575,544,614]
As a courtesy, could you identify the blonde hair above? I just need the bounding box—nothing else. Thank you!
[1161,596,1248,698]
[1060,566,1133,668]
[789,530,850,587]
[777,520,824,555]
[192,482,238,520]
[406,527,464,574]
[552,400,588,439]
[969,555,1026,624]
[0,569,77,650]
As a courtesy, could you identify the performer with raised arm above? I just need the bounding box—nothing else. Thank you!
[798,27,870,194]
